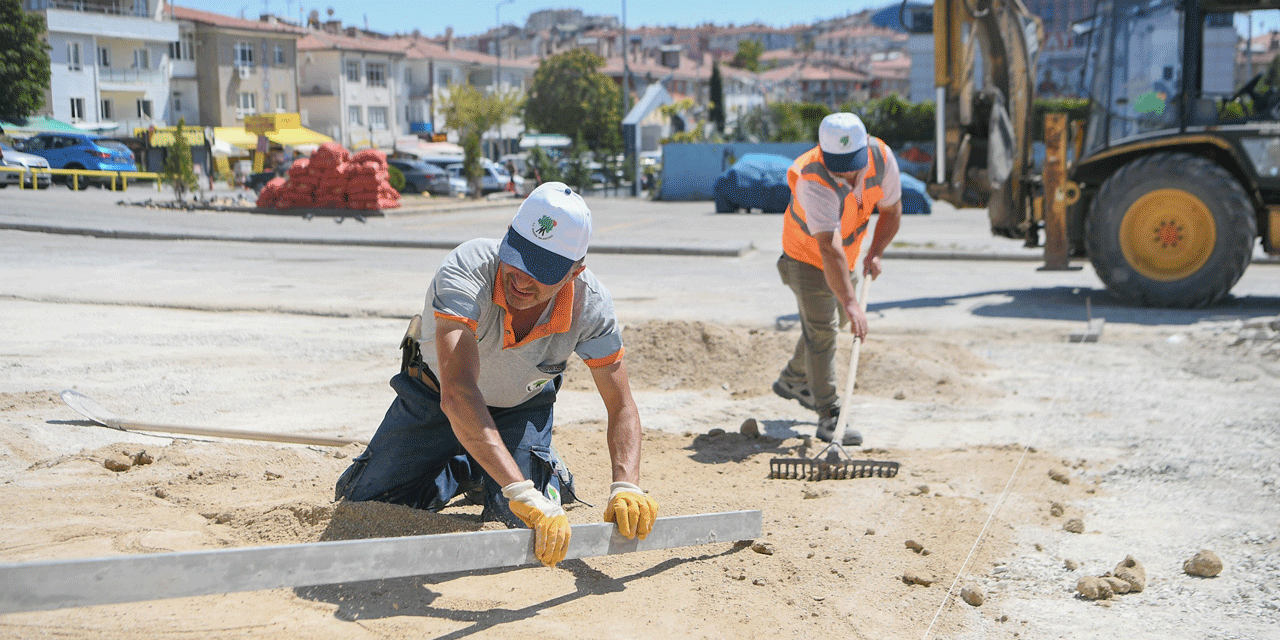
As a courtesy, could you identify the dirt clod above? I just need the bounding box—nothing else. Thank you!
[1114,555,1146,592]
[1102,576,1131,594]
[1050,501,1065,517]
[1063,518,1084,534]
[902,570,935,587]
[132,450,153,466]
[103,453,133,472]
[961,584,985,607]
[905,539,924,552]
[1064,559,1079,571]
[1184,550,1223,577]
[739,418,760,437]
[1077,575,1113,600]
[751,541,774,555]
[1048,468,1071,484]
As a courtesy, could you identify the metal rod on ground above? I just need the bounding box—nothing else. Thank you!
[0,510,762,614]
[59,389,369,448]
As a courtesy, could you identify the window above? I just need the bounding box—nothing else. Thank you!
[275,92,287,112]
[234,42,254,68]
[366,62,386,87]
[437,68,452,86]
[169,32,194,61]
[133,48,149,69]
[98,46,111,68]
[345,60,361,82]
[273,45,285,65]
[69,98,85,120]
[348,106,362,125]
[368,106,388,130]
[136,99,153,118]
[100,99,112,119]
[68,42,82,71]
[237,92,257,118]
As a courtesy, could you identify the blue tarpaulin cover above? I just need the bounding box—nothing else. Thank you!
[713,153,793,213]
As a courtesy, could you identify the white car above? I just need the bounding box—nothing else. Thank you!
[0,141,52,189]
[446,161,525,195]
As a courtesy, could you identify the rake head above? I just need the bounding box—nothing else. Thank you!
[769,443,899,481]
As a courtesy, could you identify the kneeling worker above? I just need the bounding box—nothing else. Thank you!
[336,182,659,567]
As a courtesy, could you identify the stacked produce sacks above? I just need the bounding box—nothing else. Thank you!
[255,142,400,211]
[346,149,402,211]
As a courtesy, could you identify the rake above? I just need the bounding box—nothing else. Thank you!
[769,278,899,481]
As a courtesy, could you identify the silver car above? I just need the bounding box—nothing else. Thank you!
[0,141,52,189]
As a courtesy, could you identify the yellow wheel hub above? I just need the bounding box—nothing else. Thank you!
[1119,188,1217,282]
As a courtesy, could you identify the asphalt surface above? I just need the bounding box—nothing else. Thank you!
[1,182,1277,329]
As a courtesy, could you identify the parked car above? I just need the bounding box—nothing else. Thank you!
[18,132,137,189]
[713,153,793,213]
[446,161,525,195]
[0,141,52,189]
[387,158,460,196]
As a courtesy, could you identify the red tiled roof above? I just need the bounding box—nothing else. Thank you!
[164,3,308,35]
[298,30,407,55]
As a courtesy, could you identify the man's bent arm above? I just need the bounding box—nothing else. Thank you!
[435,318,525,487]
[863,199,902,279]
[590,359,642,485]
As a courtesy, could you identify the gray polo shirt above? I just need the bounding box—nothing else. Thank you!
[417,238,625,408]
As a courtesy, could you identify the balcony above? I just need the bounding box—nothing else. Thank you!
[300,83,335,96]
[36,1,177,41]
[99,66,165,86]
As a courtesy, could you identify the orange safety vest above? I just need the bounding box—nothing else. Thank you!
[781,137,889,271]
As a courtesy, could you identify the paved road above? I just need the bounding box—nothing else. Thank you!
[1,185,1277,330]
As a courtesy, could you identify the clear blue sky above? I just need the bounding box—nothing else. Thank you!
[180,0,899,39]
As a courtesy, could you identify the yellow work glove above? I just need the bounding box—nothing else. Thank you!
[502,480,570,567]
[602,481,659,540]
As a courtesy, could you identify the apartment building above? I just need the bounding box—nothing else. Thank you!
[164,6,307,128]
[25,0,178,134]
[297,29,405,149]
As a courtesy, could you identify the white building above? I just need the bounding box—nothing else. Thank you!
[297,29,405,150]
[26,0,178,135]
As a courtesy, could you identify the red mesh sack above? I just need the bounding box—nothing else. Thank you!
[351,148,387,167]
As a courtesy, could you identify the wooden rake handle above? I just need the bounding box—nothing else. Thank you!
[834,277,871,436]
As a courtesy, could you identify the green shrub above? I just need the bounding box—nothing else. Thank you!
[386,164,406,192]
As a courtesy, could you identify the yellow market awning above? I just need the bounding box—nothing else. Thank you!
[213,126,332,150]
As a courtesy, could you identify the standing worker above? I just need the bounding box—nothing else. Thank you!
[335,182,659,567]
[772,112,902,446]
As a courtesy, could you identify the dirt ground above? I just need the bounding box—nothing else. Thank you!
[0,301,1277,639]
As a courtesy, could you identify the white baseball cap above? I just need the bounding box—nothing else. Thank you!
[498,182,593,285]
[818,112,869,173]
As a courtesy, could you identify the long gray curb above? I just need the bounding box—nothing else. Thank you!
[0,222,750,257]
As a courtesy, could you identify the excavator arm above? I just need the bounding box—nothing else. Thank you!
[929,0,1044,241]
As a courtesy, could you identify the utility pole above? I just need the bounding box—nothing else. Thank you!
[495,0,515,160]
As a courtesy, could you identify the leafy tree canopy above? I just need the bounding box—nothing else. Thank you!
[0,0,52,123]
[439,82,523,198]
[524,49,621,153]
[730,40,763,73]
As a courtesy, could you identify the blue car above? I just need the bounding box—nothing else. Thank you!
[713,153,794,214]
[18,132,137,189]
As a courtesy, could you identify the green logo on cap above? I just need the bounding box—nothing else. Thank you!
[840,135,850,146]
[533,215,557,239]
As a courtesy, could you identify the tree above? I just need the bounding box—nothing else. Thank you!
[439,82,523,199]
[730,40,762,73]
[0,0,52,123]
[524,49,622,154]
[709,62,725,135]
[160,119,198,202]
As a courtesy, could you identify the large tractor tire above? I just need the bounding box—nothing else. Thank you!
[1086,152,1256,308]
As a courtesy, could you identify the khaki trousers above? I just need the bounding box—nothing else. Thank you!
[776,253,858,417]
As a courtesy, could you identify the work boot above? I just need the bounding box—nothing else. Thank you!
[815,412,862,447]
[772,377,816,410]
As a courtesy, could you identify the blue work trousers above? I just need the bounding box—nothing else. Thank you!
[334,372,570,528]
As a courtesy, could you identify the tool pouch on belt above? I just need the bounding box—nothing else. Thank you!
[400,314,423,374]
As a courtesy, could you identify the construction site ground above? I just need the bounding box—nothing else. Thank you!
[0,185,1277,639]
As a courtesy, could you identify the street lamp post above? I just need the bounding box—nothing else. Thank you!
[495,0,515,160]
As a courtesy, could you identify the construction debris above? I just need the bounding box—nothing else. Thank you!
[1184,550,1223,577]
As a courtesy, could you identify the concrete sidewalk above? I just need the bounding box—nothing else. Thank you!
[0,184,1274,265]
